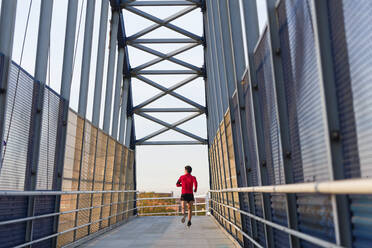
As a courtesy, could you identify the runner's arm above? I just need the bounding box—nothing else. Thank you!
[193,176,198,192]
[176,177,182,187]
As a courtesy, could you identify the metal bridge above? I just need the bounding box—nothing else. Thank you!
[0,0,372,248]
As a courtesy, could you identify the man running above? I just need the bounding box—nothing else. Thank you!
[176,165,198,227]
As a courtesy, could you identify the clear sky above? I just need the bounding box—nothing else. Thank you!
[3,0,267,196]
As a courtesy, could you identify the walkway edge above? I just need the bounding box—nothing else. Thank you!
[209,215,242,248]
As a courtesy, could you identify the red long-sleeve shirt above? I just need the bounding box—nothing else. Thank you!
[176,173,198,194]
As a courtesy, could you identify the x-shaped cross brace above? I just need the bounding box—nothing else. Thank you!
[125,6,202,41]
[131,43,201,73]
[136,112,207,144]
[133,75,205,111]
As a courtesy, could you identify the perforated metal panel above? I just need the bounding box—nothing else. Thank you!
[276,0,336,245]
[277,0,304,184]
[0,62,37,190]
[328,0,372,246]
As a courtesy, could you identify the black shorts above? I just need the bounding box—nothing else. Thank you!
[180,193,194,202]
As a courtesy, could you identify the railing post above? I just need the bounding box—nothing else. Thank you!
[206,193,210,215]
[311,0,352,246]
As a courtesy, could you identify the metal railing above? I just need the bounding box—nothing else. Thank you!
[0,190,137,248]
[208,178,372,248]
[0,190,211,247]
[136,194,208,216]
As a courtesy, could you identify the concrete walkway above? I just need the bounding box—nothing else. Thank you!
[81,216,239,248]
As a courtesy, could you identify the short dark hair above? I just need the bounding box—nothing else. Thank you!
[185,165,192,173]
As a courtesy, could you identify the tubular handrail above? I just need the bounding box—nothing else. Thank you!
[0,198,137,226]
[210,199,343,248]
[139,210,207,216]
[137,202,206,209]
[209,178,372,194]
[13,207,137,248]
[211,209,264,248]
[137,195,206,201]
[0,189,138,196]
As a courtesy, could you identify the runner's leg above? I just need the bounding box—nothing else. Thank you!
[181,200,186,223]
[187,201,194,221]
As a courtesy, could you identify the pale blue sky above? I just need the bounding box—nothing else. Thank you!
[3,0,267,196]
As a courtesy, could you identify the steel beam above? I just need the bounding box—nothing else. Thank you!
[112,48,125,139]
[136,112,203,143]
[135,75,204,110]
[53,1,78,245]
[136,108,201,113]
[124,6,202,41]
[311,0,352,246]
[92,0,109,126]
[119,77,130,144]
[78,0,96,117]
[124,115,133,147]
[136,112,207,143]
[133,74,199,110]
[0,0,17,168]
[121,1,199,7]
[25,0,54,244]
[128,6,198,40]
[131,43,201,72]
[129,38,198,44]
[241,0,274,246]
[103,10,119,133]
[265,1,300,247]
[135,69,200,75]
[138,141,205,145]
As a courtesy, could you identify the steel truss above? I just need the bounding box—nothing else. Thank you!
[120,0,207,146]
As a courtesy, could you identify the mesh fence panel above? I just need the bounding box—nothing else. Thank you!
[0,62,36,190]
[90,131,107,233]
[277,0,336,244]
[328,0,372,246]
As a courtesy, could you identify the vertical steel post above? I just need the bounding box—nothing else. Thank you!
[78,0,96,117]
[213,0,241,241]
[119,77,130,144]
[241,0,274,247]
[75,0,96,240]
[124,116,133,147]
[92,0,109,127]
[103,10,119,133]
[111,48,125,139]
[25,0,54,244]
[226,0,258,243]
[265,0,300,247]
[311,0,352,246]
[205,0,222,122]
[53,2,78,246]
[0,0,17,168]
